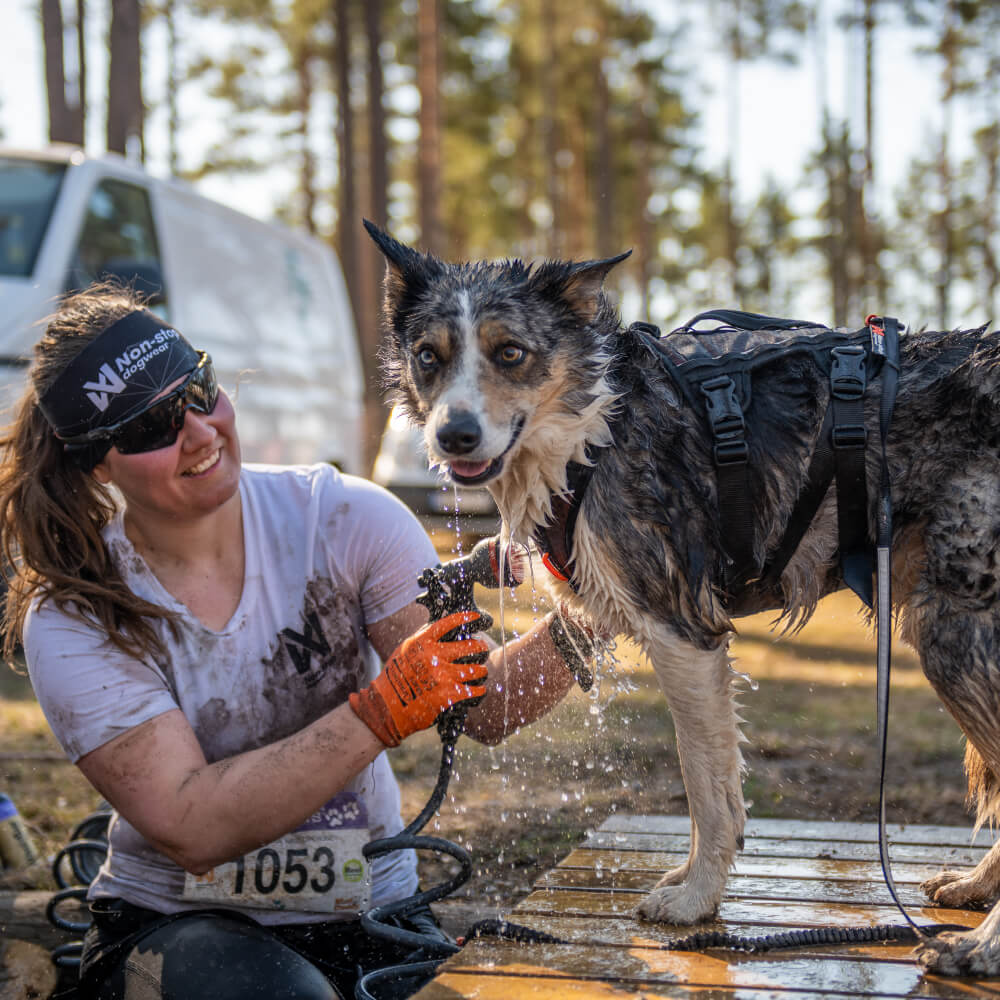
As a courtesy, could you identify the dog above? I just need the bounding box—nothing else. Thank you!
[365,219,1000,976]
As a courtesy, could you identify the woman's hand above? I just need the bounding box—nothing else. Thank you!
[350,610,489,746]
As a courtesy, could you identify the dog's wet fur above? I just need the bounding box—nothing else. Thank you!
[367,220,1000,976]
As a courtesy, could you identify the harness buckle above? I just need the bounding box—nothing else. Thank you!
[832,423,868,449]
[830,345,867,400]
[700,375,748,466]
[714,438,750,465]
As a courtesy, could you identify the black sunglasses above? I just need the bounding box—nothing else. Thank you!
[61,353,219,458]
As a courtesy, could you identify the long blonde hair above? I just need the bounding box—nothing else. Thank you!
[0,284,177,664]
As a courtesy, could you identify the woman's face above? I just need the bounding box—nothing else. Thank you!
[91,386,242,524]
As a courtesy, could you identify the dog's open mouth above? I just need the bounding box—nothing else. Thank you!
[448,417,525,486]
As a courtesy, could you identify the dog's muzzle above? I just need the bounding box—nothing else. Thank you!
[441,416,525,486]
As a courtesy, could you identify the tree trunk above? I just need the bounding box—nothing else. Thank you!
[42,0,69,142]
[365,0,387,232]
[936,0,957,329]
[77,0,87,142]
[334,0,357,308]
[860,0,877,307]
[539,0,559,255]
[107,0,143,159]
[165,0,180,175]
[724,3,743,304]
[295,45,317,235]
[983,123,999,320]
[635,80,653,321]
[593,26,613,259]
[359,0,389,473]
[417,0,442,254]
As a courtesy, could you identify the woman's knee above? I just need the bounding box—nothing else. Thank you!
[99,913,341,1000]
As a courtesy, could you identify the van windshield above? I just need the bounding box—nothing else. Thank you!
[0,158,67,277]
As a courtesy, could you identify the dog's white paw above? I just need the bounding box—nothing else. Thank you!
[916,927,1000,976]
[922,870,996,909]
[634,883,720,925]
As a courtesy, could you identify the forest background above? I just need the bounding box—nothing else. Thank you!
[2,0,999,466]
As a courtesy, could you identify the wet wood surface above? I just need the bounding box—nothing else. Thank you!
[417,815,999,999]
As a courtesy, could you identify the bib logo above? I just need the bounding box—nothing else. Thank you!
[83,363,127,412]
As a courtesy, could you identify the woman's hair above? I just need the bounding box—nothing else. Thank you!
[0,282,177,665]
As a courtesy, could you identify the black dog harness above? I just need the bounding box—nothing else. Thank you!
[534,310,902,611]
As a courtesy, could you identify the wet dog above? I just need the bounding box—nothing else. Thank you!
[366,220,1000,976]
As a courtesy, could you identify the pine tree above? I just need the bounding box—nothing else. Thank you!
[107,0,144,158]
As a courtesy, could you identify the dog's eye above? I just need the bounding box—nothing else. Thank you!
[497,345,526,367]
[415,347,438,369]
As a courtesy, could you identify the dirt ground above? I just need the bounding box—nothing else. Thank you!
[0,551,973,925]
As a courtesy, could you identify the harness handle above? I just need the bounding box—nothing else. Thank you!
[681,309,824,332]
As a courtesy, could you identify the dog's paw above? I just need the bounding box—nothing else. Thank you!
[922,870,995,909]
[916,928,1000,976]
[634,883,719,925]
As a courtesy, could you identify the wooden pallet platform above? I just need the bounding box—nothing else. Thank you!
[418,815,999,999]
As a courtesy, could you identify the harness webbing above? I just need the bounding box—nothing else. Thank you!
[831,344,874,607]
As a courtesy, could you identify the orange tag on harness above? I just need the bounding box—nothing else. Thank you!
[541,552,570,582]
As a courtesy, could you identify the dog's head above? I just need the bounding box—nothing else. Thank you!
[365,221,629,500]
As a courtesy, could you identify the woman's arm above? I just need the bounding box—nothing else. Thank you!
[77,695,386,875]
[462,613,577,745]
[75,600,439,876]
[366,597,577,746]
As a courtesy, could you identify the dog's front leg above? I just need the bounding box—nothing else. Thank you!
[635,626,745,925]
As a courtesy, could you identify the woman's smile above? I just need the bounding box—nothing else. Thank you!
[183,448,222,477]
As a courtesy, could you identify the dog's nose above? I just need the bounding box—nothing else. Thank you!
[437,413,482,455]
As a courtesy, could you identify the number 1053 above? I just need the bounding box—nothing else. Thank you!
[234,845,337,895]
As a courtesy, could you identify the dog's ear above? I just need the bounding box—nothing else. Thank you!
[533,250,632,323]
[363,220,444,323]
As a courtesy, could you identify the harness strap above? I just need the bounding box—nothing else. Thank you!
[531,458,596,591]
[756,404,836,592]
[700,375,755,586]
[830,345,874,608]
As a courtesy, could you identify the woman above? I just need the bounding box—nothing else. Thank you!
[0,284,591,999]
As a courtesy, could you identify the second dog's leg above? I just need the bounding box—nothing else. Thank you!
[922,834,1000,909]
[635,627,745,924]
[907,600,1000,974]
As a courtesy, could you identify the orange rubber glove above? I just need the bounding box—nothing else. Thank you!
[349,611,489,747]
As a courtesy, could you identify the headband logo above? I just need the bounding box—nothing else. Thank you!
[83,363,127,412]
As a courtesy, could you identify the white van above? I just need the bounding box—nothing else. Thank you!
[0,145,363,471]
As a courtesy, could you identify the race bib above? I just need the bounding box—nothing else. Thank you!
[183,792,370,914]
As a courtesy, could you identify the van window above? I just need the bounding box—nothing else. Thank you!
[0,158,67,277]
[66,179,168,310]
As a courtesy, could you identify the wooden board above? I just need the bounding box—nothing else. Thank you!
[416,816,999,999]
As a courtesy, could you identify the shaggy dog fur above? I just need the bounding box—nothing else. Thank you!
[366,220,1000,976]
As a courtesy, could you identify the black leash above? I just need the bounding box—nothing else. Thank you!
[869,317,930,939]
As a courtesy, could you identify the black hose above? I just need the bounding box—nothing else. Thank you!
[663,921,971,953]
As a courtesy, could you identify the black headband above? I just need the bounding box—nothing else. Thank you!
[38,311,201,439]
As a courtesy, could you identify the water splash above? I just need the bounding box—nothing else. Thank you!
[732,665,759,691]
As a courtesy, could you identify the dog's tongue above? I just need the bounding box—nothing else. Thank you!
[449,459,490,479]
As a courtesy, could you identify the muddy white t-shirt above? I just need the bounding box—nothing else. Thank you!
[25,463,437,924]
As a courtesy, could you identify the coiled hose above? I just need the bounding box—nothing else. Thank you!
[46,808,113,968]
